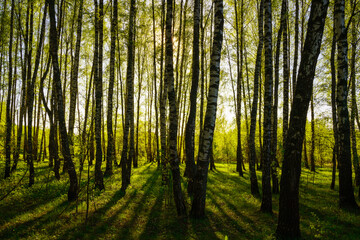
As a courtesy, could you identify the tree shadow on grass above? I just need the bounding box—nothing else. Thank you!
[209,169,253,191]
[137,188,165,240]
[205,166,278,239]
[60,165,160,240]
[114,170,161,239]
[206,189,249,238]
[137,187,191,240]
[0,176,70,223]
[0,198,78,240]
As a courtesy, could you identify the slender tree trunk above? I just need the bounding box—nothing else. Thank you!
[271,8,283,194]
[47,0,78,201]
[128,7,136,183]
[121,0,136,191]
[0,0,7,124]
[175,0,184,97]
[282,0,289,142]
[160,0,168,184]
[248,0,263,197]
[350,7,360,187]
[198,0,205,163]
[334,0,358,209]
[27,2,35,187]
[152,0,160,166]
[176,0,188,133]
[310,95,316,172]
[184,0,200,195]
[93,0,104,190]
[135,45,144,168]
[147,64,154,163]
[234,0,244,177]
[29,2,47,185]
[276,0,329,237]
[330,20,338,189]
[68,0,83,157]
[190,0,223,218]
[243,43,251,168]
[105,0,117,177]
[293,0,299,96]
[5,0,15,179]
[80,64,94,173]
[260,0,273,214]
[258,71,263,170]
[40,58,60,179]
[164,0,187,216]
[303,130,309,169]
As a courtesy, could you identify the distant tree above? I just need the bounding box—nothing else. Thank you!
[151,0,160,166]
[310,95,316,172]
[134,42,143,168]
[276,0,329,238]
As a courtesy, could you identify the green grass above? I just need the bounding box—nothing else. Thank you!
[0,160,359,239]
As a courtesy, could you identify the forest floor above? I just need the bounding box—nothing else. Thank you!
[0,160,360,240]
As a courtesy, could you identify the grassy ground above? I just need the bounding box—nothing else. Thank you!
[0,160,359,240]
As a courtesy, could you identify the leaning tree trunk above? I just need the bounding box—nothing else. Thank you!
[190,0,223,218]
[184,0,200,195]
[334,0,358,210]
[29,2,47,186]
[293,0,299,96]
[165,0,187,216]
[276,0,329,238]
[47,0,78,202]
[260,0,273,214]
[248,0,263,197]
[68,0,83,158]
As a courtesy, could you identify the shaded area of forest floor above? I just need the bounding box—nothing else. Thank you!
[1,160,360,239]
